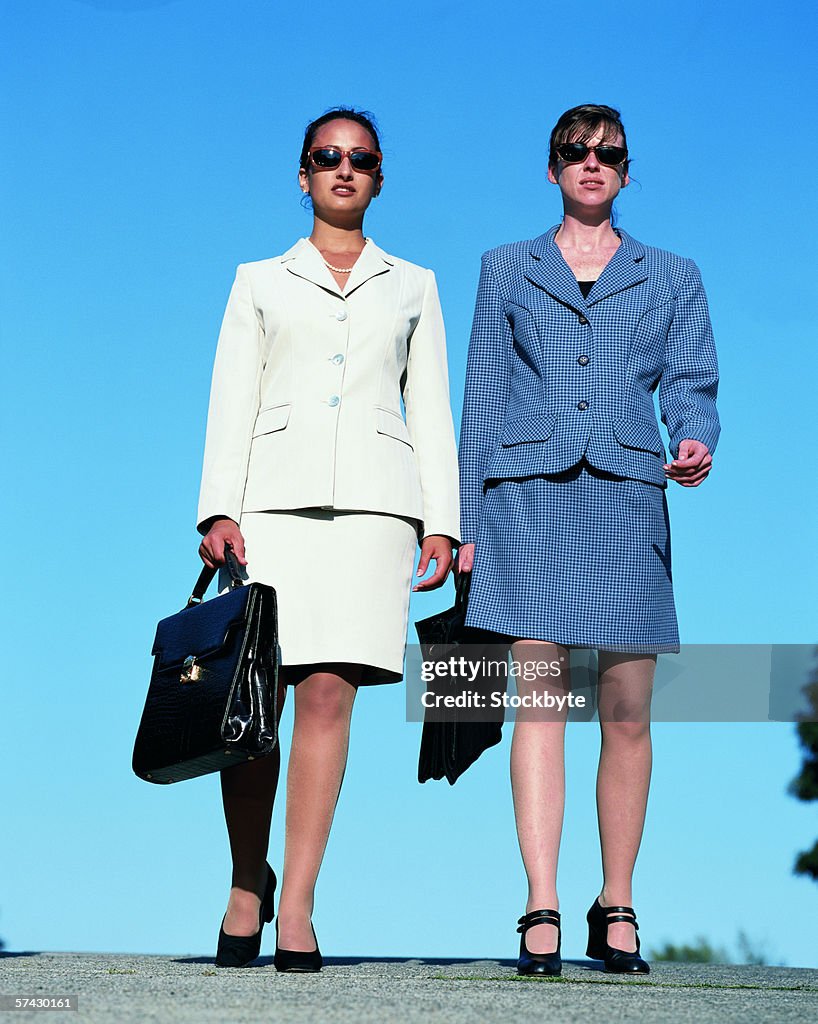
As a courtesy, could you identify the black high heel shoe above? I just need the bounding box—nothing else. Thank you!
[274,919,323,973]
[516,909,562,976]
[215,863,277,968]
[586,898,650,974]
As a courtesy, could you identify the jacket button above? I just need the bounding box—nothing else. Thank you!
[577,314,589,325]
[577,354,590,366]
[335,310,348,321]
[577,400,589,411]
[331,353,345,365]
[328,395,340,407]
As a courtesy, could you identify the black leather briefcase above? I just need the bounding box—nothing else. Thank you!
[132,546,280,784]
[415,571,506,785]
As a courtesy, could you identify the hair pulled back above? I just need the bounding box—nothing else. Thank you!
[548,104,630,175]
[299,107,382,170]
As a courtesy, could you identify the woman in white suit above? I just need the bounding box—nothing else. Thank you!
[197,108,459,972]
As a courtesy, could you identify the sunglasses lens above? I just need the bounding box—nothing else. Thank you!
[349,151,380,172]
[557,143,588,162]
[596,147,627,166]
[311,148,342,168]
[556,143,627,166]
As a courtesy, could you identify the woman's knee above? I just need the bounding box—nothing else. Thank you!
[600,716,651,745]
[294,672,356,726]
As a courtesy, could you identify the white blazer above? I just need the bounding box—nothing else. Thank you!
[197,238,460,541]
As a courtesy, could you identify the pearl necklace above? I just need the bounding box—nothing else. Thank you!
[323,259,355,273]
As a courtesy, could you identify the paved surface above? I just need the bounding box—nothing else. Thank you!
[1,953,817,1023]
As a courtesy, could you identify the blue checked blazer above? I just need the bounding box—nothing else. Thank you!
[459,226,720,544]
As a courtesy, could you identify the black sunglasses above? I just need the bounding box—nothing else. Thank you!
[555,142,628,167]
[308,147,382,174]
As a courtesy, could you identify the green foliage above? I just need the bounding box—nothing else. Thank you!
[735,930,769,966]
[794,840,818,881]
[790,650,818,882]
[649,931,774,965]
[649,936,728,963]
[790,722,818,801]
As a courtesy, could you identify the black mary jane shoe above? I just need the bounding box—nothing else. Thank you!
[273,919,323,973]
[586,898,650,974]
[215,863,277,968]
[516,909,562,976]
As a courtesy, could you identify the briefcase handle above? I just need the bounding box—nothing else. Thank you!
[454,564,472,611]
[186,543,244,608]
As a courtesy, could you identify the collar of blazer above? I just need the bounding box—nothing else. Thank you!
[279,237,395,298]
[525,225,648,310]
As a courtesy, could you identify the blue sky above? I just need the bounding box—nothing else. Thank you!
[2,0,817,967]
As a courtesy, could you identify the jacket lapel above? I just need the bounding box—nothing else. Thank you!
[280,238,344,297]
[525,226,648,309]
[526,227,586,310]
[344,239,394,296]
[586,230,648,305]
[280,238,393,298]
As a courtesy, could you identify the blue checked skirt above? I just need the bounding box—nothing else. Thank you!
[464,461,679,653]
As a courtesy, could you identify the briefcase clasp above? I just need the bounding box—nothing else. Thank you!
[181,655,202,684]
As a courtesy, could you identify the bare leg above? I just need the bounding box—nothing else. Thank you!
[220,684,287,936]
[510,640,570,954]
[595,652,655,952]
[276,663,361,951]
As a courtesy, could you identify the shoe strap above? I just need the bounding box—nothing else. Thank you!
[517,909,561,933]
[605,915,639,928]
[599,904,638,924]
[600,904,635,917]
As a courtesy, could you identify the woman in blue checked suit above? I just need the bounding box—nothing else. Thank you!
[458,104,719,976]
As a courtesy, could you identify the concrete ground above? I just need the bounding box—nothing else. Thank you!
[1,952,817,1023]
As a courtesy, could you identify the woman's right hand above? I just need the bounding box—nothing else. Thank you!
[198,517,248,569]
[456,542,475,573]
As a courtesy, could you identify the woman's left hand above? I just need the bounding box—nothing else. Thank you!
[413,534,455,591]
[664,439,713,487]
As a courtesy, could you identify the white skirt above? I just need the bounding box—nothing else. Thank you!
[228,509,419,685]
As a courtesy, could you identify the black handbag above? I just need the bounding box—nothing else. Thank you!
[415,571,506,785]
[132,546,280,784]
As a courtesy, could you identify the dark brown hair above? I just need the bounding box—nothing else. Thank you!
[299,107,381,170]
[548,104,629,175]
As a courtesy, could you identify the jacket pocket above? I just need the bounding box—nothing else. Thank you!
[252,404,291,438]
[500,413,556,447]
[375,407,414,449]
[613,418,664,455]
